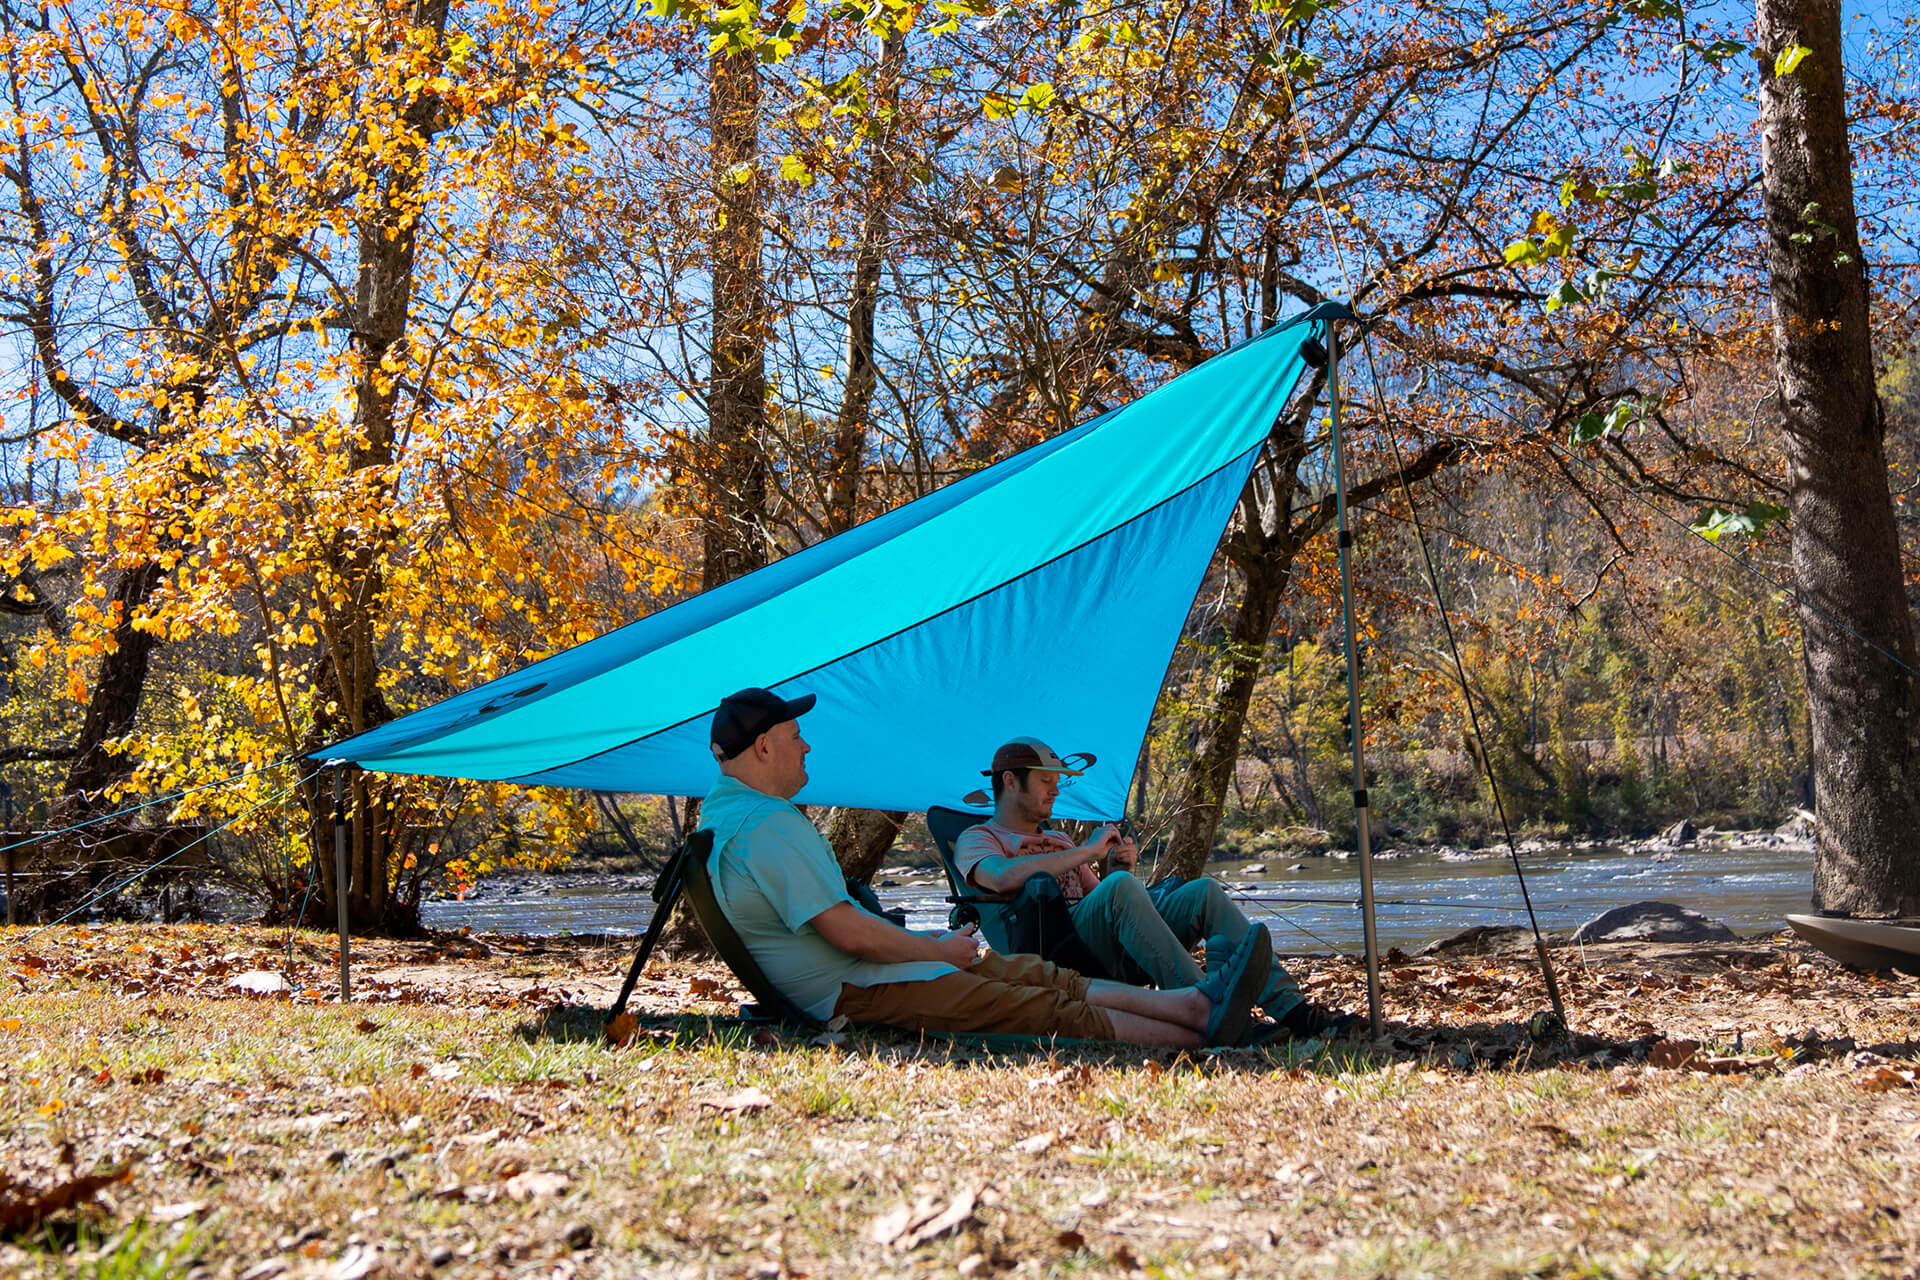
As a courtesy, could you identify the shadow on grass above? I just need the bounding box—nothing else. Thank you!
[512,1002,1713,1075]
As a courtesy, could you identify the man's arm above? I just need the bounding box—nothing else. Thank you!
[968,828,1122,894]
[810,902,980,968]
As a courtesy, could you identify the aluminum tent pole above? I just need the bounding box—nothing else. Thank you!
[1326,325,1384,1038]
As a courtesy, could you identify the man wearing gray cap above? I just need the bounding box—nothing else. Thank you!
[954,736,1360,1043]
[700,689,1272,1048]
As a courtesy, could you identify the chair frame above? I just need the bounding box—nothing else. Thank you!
[605,829,824,1031]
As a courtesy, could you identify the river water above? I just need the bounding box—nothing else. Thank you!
[422,839,1814,954]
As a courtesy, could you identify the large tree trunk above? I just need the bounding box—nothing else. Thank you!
[1159,362,1456,878]
[305,0,452,936]
[824,33,907,877]
[60,560,164,804]
[826,32,904,538]
[704,47,770,588]
[826,806,907,884]
[1757,0,1920,915]
[1164,551,1300,879]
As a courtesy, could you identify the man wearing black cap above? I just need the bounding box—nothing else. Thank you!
[700,688,1273,1047]
[956,736,1361,1043]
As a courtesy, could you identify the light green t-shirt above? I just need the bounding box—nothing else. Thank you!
[703,774,954,1021]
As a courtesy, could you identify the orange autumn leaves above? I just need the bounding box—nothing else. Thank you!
[0,0,681,881]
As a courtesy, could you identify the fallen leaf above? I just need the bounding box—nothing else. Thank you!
[504,1170,571,1201]
[1057,1229,1086,1250]
[1648,1039,1700,1070]
[701,1087,773,1113]
[1,1018,19,1031]
[287,1111,352,1134]
[1013,1131,1056,1155]
[870,1186,979,1250]
[604,1013,638,1047]
[450,1127,503,1148]
[230,970,289,994]
[1029,1065,1089,1090]
[150,1200,207,1223]
[327,1243,379,1280]
[353,1019,378,1033]
[688,976,723,997]
[868,1201,918,1247]
[130,1068,167,1085]
[427,1062,462,1081]
[900,1186,979,1250]
[0,1162,133,1235]
[1860,1066,1914,1094]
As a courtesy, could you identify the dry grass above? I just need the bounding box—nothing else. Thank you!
[4,922,1920,1279]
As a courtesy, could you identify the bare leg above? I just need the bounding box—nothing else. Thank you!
[1102,1009,1204,1048]
[1085,979,1209,1030]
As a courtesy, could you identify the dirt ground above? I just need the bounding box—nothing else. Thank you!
[5,922,1920,1278]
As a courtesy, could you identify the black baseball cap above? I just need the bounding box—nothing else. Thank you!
[711,687,817,760]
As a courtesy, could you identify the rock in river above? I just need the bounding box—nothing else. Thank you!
[1656,819,1698,847]
[1572,900,1737,944]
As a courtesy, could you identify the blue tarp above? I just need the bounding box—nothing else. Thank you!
[314,305,1342,820]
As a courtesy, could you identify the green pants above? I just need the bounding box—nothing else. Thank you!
[1069,872,1302,1015]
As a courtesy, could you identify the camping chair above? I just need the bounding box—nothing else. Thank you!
[926,804,1116,981]
[926,805,1013,947]
[605,830,823,1031]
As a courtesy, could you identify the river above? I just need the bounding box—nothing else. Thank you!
[422,838,1814,954]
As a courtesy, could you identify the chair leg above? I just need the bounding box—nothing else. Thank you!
[605,848,690,1025]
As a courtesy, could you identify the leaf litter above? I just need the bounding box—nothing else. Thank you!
[4,922,1920,1276]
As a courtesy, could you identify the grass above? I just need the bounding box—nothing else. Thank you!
[3,923,1920,1277]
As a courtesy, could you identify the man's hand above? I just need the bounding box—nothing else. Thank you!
[935,924,983,969]
[1106,832,1140,872]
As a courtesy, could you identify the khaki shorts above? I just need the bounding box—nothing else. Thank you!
[833,951,1116,1041]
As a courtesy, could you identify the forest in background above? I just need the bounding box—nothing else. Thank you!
[1,0,1916,928]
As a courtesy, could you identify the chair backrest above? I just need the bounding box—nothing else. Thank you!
[926,805,996,897]
[927,805,1014,950]
[679,830,824,1029]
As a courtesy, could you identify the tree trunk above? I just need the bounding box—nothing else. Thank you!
[60,560,165,805]
[827,32,904,537]
[826,806,906,884]
[1757,0,1920,915]
[704,47,770,587]
[1164,552,1299,878]
[822,34,907,878]
[304,0,450,936]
